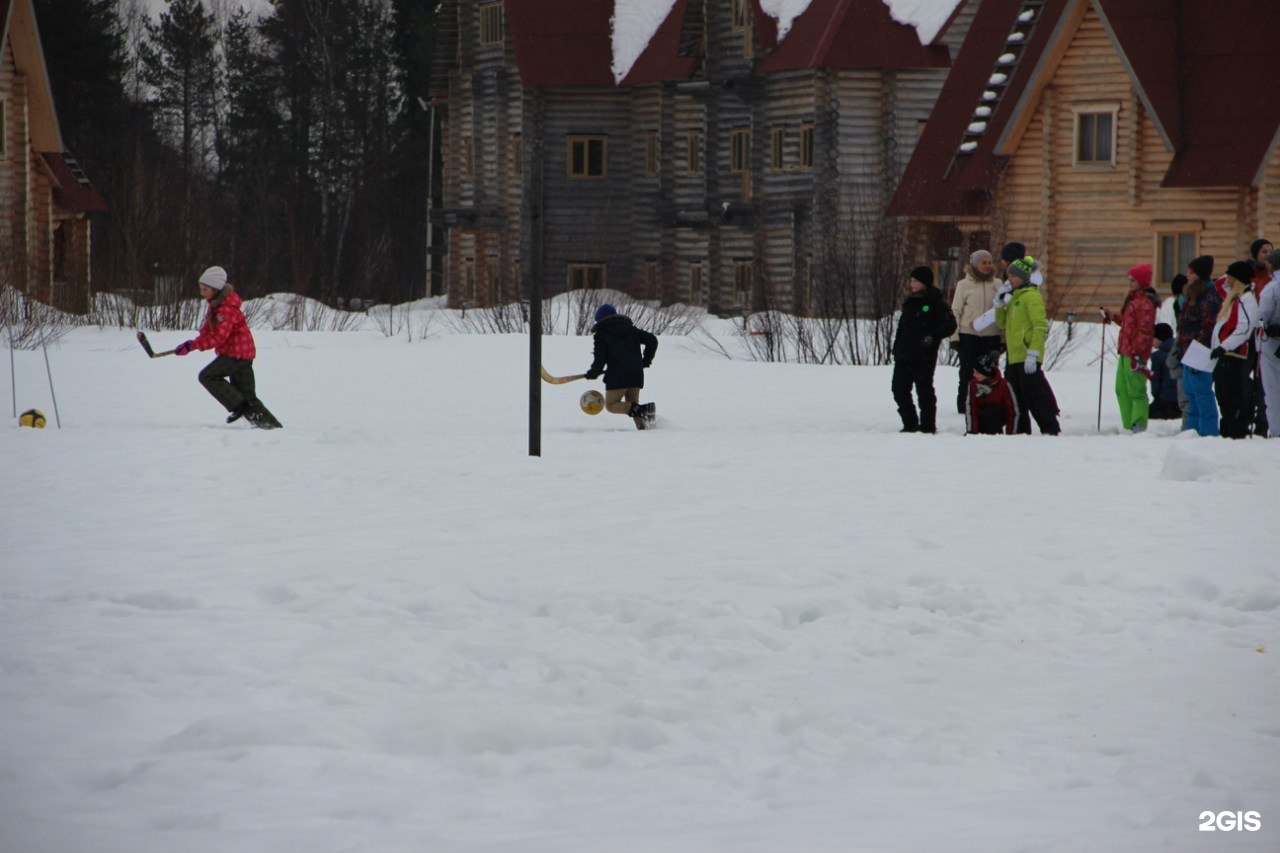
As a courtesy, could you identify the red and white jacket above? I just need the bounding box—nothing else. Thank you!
[1212,288,1259,359]
[191,290,256,360]
[965,370,1018,435]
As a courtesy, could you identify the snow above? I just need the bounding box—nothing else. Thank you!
[3,301,1279,853]
[881,0,965,45]
[611,0,679,83]
[760,0,813,40]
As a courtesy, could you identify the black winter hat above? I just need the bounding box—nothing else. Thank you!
[975,351,1000,377]
[1250,238,1272,260]
[1187,255,1214,280]
[1170,273,1187,295]
[1154,322,1173,341]
[1000,242,1026,263]
[910,266,934,288]
[1226,260,1256,284]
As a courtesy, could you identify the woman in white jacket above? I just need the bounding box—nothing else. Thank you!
[1257,249,1280,437]
[949,250,1004,414]
[1211,260,1261,439]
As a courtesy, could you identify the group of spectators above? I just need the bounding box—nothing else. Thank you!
[890,238,1280,438]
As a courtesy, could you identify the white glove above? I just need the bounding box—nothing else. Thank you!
[1030,270,1044,286]
[1025,350,1039,374]
[994,283,1013,308]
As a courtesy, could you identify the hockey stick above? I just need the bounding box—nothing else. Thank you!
[540,365,586,384]
[136,331,175,358]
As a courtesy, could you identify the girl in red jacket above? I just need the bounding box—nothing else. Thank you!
[1101,263,1159,432]
[174,266,280,428]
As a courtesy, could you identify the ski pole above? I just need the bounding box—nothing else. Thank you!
[8,324,15,419]
[1096,323,1105,432]
[41,334,61,429]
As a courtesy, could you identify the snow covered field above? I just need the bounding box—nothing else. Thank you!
[2,309,1277,853]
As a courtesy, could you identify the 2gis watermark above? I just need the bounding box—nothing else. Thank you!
[1199,811,1261,832]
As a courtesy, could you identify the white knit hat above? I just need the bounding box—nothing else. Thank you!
[198,266,228,290]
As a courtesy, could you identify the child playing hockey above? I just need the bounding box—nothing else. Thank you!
[173,266,281,429]
[965,351,1017,435]
[584,303,658,429]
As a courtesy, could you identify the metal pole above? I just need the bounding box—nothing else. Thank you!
[425,105,436,299]
[41,334,61,429]
[1097,324,1106,432]
[8,324,16,419]
[528,92,544,457]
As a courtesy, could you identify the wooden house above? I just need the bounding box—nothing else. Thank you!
[0,0,105,313]
[432,0,972,315]
[889,0,1280,319]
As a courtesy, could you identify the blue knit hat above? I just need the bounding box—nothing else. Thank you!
[594,304,616,322]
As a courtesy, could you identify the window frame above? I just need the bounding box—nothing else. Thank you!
[512,133,522,177]
[689,262,704,305]
[478,2,505,47]
[799,123,814,171]
[0,97,7,159]
[732,259,753,308]
[769,127,784,171]
[567,135,607,179]
[729,127,751,175]
[1153,225,1202,285]
[644,130,659,177]
[1072,104,1118,167]
[567,263,606,291]
[686,131,703,175]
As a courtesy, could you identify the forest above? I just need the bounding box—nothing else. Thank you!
[35,0,440,307]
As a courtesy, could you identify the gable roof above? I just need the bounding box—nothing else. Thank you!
[3,0,63,151]
[506,0,616,87]
[891,0,1280,217]
[756,0,951,72]
[618,0,699,86]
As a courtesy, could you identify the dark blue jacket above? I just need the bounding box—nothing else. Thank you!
[586,315,658,389]
[1150,337,1178,402]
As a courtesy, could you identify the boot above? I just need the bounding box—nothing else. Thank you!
[226,400,252,424]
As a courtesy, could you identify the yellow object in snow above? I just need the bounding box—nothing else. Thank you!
[19,408,47,429]
[579,390,604,416]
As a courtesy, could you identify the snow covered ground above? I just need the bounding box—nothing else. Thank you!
[2,306,1277,853]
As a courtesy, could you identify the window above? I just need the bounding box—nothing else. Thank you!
[643,260,657,298]
[461,135,473,177]
[512,134,522,176]
[479,2,505,46]
[770,127,784,171]
[731,0,748,29]
[686,131,702,175]
[567,136,607,178]
[801,256,813,311]
[644,131,659,177]
[733,260,753,307]
[462,257,476,303]
[730,128,750,174]
[0,98,6,159]
[568,264,606,290]
[690,263,704,305]
[799,123,814,170]
[1075,110,1115,165]
[1156,230,1199,285]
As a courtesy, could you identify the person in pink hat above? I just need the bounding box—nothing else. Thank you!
[1101,263,1160,432]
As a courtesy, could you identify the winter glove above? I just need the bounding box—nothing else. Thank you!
[584,369,600,380]
[1210,346,1225,360]
[994,284,1013,308]
[1128,355,1141,372]
[921,335,935,347]
[1099,308,1113,325]
[174,340,194,356]
[1138,365,1153,381]
[1030,269,1044,286]
[642,360,652,369]
[1024,350,1039,374]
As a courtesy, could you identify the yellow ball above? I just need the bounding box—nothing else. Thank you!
[19,408,47,429]
[579,390,604,416]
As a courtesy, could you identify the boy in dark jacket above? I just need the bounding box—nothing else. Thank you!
[584,304,659,429]
[891,266,958,433]
[1148,323,1181,419]
[965,351,1017,435]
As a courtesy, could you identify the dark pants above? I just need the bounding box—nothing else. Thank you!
[892,360,938,432]
[1214,356,1252,439]
[1252,366,1269,437]
[198,356,256,413]
[954,334,1003,413]
[1006,362,1061,435]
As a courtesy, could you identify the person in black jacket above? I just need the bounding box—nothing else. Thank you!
[584,304,659,429]
[891,266,957,433]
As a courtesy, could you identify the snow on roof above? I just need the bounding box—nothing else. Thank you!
[611,0,678,83]
[760,0,814,40]
[880,0,964,45]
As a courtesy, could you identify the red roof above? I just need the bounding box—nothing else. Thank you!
[891,0,1280,216]
[42,152,108,214]
[619,0,699,87]
[757,0,951,73]
[506,0,615,87]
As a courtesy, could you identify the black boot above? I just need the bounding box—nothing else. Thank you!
[226,400,252,423]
